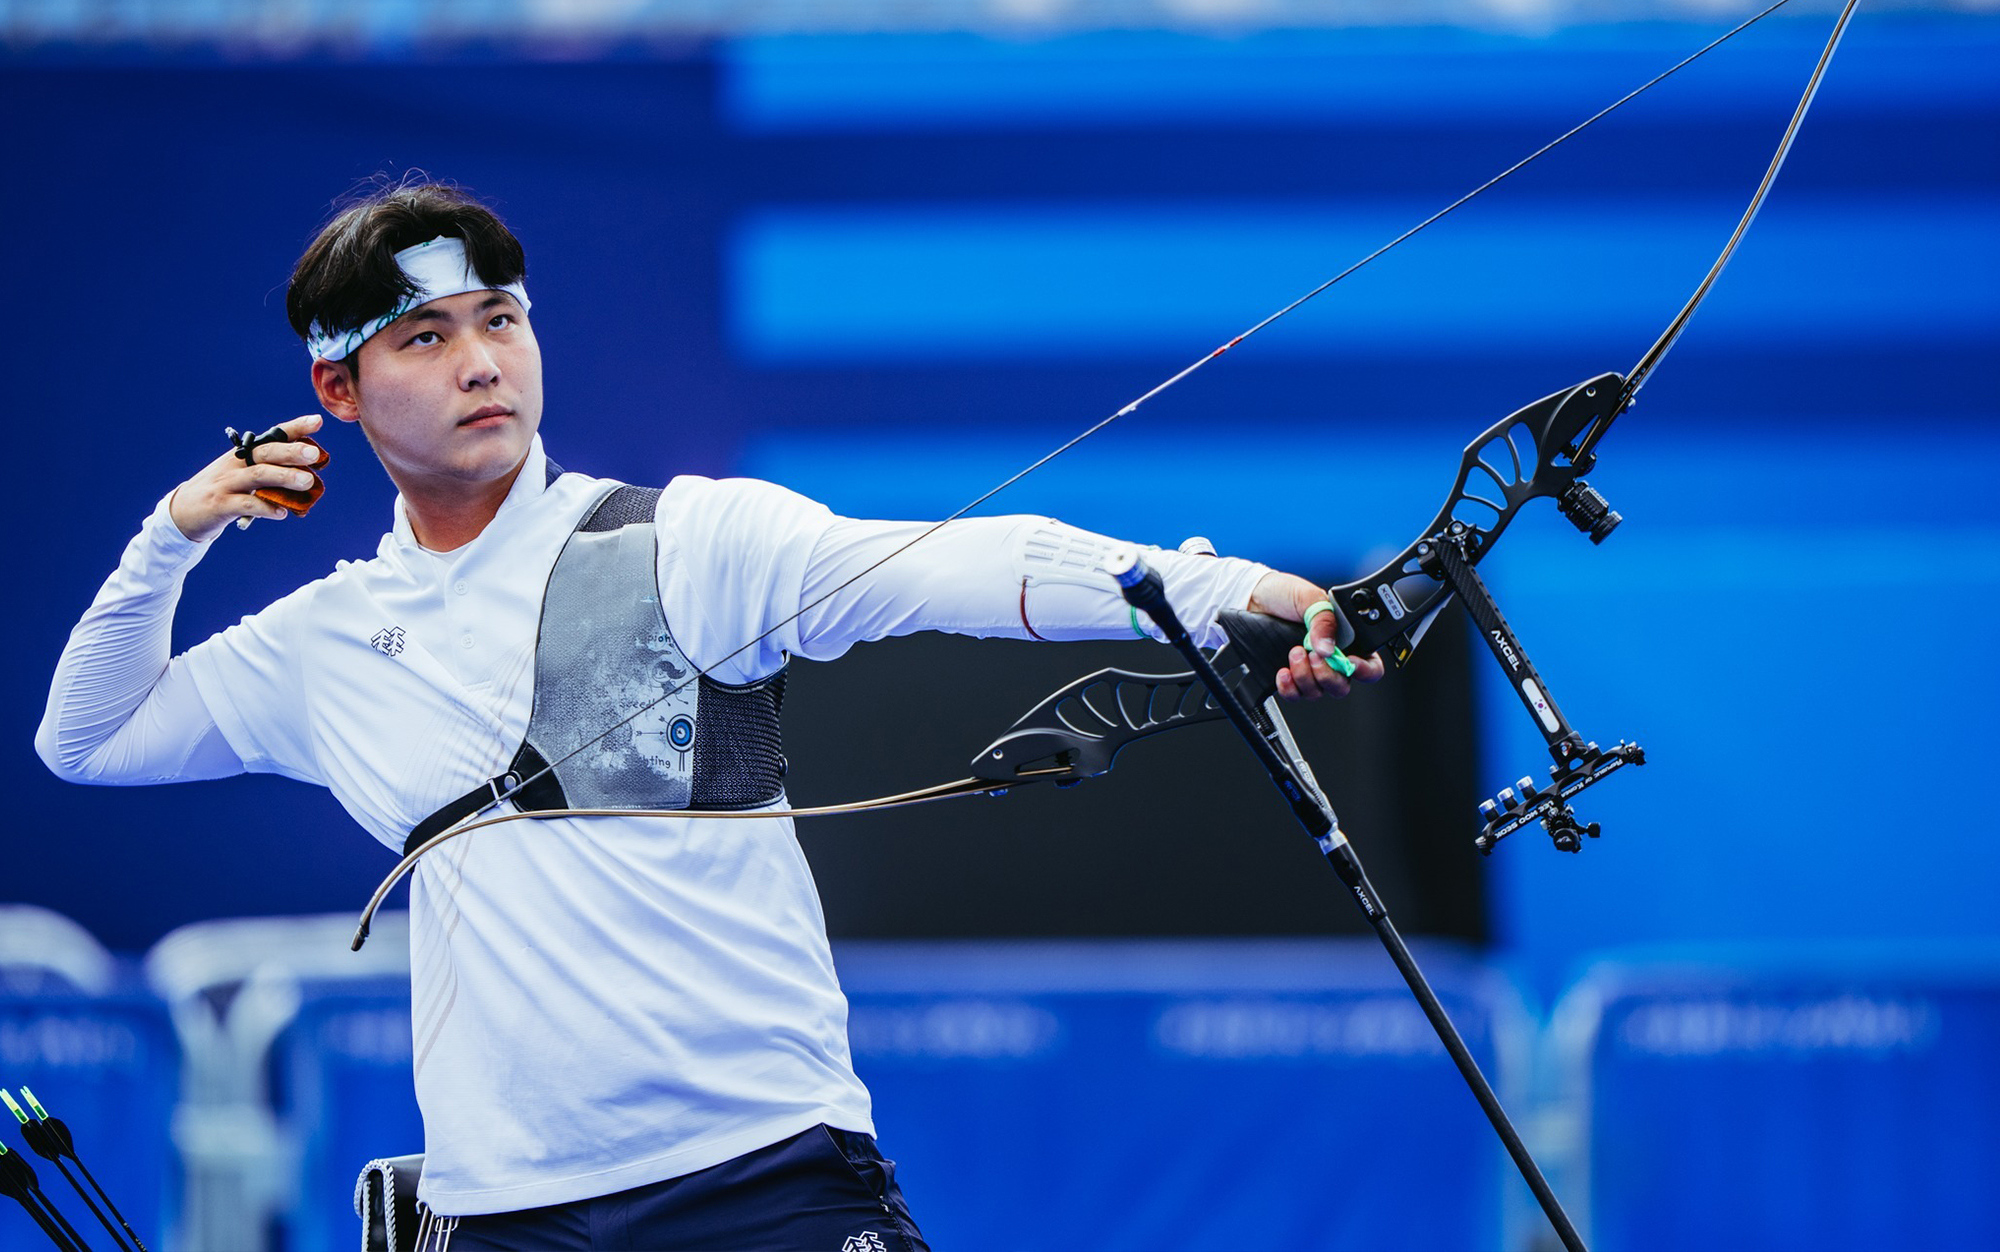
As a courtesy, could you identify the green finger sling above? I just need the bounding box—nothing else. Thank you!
[1302,599,1357,677]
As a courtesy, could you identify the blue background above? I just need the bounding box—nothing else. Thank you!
[3,5,1997,1249]
[7,7,1995,984]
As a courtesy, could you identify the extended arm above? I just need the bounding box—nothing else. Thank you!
[793,515,1265,649]
[792,514,1379,697]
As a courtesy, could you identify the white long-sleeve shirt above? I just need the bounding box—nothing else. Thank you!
[38,436,1268,1213]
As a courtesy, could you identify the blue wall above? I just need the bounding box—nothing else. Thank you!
[5,12,1998,1250]
[6,13,1996,985]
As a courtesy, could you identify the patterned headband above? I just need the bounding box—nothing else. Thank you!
[306,235,531,362]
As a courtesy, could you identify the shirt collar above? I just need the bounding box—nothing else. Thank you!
[390,434,550,554]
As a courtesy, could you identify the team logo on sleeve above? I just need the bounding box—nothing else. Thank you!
[841,1234,889,1252]
[370,627,407,657]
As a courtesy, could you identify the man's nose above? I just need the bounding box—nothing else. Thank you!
[459,338,502,389]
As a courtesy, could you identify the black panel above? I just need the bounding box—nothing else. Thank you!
[787,609,1484,941]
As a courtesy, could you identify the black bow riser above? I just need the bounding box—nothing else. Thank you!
[1331,371,1629,670]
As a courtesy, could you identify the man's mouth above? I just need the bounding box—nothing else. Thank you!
[458,405,514,428]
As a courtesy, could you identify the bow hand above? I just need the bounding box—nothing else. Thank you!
[1243,572,1385,702]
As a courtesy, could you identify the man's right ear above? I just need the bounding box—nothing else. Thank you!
[312,359,361,423]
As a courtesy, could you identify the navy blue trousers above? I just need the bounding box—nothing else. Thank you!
[441,1125,929,1251]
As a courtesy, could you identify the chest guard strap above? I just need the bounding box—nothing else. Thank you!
[405,478,787,857]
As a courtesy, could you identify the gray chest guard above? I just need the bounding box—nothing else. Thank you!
[404,477,786,857]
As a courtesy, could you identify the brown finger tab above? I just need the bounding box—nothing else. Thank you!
[250,435,330,516]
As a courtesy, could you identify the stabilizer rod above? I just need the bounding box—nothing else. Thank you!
[1105,548,1588,1252]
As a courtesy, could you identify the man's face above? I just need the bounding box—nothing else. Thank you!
[323,289,543,492]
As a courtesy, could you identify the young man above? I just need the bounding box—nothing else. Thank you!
[38,183,1377,1250]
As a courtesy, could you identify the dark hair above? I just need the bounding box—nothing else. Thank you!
[287,179,526,348]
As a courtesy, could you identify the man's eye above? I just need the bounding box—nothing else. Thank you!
[409,330,440,347]
[488,313,514,330]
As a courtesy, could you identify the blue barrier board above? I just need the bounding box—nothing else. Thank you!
[1564,956,2000,1252]
[0,995,177,1252]
[843,939,1525,1252]
[273,981,422,1252]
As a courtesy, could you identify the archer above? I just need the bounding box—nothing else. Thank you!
[37,179,1379,1250]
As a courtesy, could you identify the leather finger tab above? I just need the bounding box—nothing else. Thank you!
[253,435,330,515]
[254,471,325,516]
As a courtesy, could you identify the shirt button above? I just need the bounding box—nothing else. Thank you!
[454,579,469,595]
[460,635,475,649]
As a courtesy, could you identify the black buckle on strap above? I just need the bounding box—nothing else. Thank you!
[405,746,568,861]
[404,771,519,860]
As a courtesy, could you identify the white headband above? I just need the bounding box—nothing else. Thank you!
[306,235,531,362]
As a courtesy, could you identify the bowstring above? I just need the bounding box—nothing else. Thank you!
[432,0,1806,843]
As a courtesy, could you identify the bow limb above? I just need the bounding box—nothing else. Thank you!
[1583,0,1863,462]
[351,776,1009,949]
